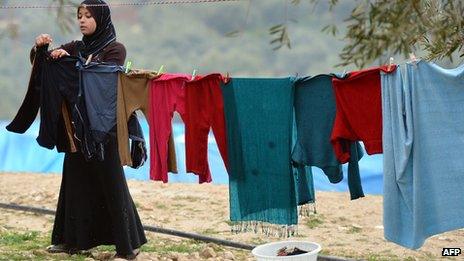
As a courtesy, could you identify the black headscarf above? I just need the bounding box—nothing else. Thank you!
[77,0,116,58]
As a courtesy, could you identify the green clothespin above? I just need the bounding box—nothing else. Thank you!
[191,69,197,80]
[125,61,132,73]
[157,65,164,75]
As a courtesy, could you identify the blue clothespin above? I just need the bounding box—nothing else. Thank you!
[125,61,132,73]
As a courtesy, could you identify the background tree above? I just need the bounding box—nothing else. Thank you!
[270,0,464,67]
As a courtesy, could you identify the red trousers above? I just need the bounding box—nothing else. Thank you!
[184,73,228,183]
[148,74,190,182]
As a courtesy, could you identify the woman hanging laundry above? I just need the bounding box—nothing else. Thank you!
[29,1,146,259]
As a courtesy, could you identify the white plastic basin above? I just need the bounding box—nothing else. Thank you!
[252,241,321,261]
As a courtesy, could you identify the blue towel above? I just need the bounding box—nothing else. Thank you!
[381,61,464,249]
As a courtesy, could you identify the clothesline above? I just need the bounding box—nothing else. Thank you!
[0,0,242,9]
[7,47,464,249]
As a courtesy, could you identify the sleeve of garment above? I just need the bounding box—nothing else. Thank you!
[7,46,48,133]
[29,44,48,64]
[381,68,414,211]
[391,68,414,184]
[59,41,78,55]
[29,46,37,64]
[29,41,77,64]
[116,74,133,166]
[395,67,414,210]
[102,42,126,66]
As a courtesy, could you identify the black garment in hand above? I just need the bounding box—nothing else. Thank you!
[36,54,80,150]
[7,47,80,152]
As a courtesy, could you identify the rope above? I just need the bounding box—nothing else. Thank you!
[0,0,243,9]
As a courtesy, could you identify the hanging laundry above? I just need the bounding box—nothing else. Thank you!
[331,66,396,163]
[75,62,123,161]
[184,73,228,183]
[294,165,315,216]
[116,70,177,171]
[7,47,78,152]
[292,75,364,200]
[222,77,298,227]
[76,63,147,166]
[382,62,464,249]
[291,117,315,211]
[78,62,123,143]
[148,73,190,182]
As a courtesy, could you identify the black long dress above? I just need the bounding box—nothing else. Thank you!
[50,41,147,255]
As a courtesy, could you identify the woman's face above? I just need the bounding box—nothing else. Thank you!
[78,7,97,36]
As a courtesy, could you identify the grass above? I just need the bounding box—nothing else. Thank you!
[366,254,417,261]
[0,230,88,260]
[171,203,186,208]
[155,203,169,210]
[133,201,141,208]
[141,240,200,253]
[200,228,220,235]
[0,231,40,246]
[305,214,325,229]
[223,220,234,226]
[0,229,212,260]
[171,195,202,202]
[347,225,362,234]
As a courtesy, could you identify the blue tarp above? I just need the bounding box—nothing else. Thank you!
[0,120,383,194]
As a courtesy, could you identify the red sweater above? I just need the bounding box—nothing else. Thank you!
[331,65,396,163]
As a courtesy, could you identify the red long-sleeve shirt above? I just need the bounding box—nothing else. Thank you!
[331,65,396,163]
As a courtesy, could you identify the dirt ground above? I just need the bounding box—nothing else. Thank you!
[0,172,462,260]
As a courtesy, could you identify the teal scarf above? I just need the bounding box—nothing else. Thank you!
[222,77,298,226]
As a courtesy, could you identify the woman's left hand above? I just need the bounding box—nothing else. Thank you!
[50,49,70,59]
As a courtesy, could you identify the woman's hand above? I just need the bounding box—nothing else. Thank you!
[50,49,70,59]
[35,34,53,47]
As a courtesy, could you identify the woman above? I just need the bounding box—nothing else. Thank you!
[34,0,146,259]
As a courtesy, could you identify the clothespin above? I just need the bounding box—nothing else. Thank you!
[224,71,231,84]
[409,53,417,63]
[125,61,132,73]
[387,57,394,71]
[156,65,164,75]
[191,69,197,81]
[85,54,93,65]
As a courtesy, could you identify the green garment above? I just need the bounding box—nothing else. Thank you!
[222,77,298,225]
[292,75,364,200]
